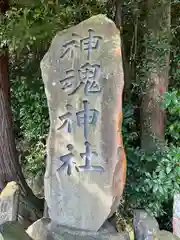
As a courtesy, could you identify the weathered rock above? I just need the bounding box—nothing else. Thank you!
[133,210,159,240]
[18,193,42,229]
[27,175,44,198]
[26,218,51,240]
[41,14,125,231]
[153,230,180,240]
[0,182,19,225]
[50,222,130,240]
[173,193,180,238]
[0,221,32,240]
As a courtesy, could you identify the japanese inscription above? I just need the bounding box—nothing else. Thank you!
[60,63,101,96]
[80,29,102,60]
[60,37,79,59]
[57,144,75,176]
[57,29,104,175]
[60,29,102,60]
[58,141,104,175]
[76,100,99,140]
[79,141,104,172]
[57,104,73,133]
[58,101,99,139]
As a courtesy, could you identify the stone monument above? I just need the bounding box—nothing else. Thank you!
[41,14,126,232]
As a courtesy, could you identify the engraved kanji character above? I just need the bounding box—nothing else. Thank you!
[80,29,102,60]
[60,37,80,59]
[78,141,104,172]
[76,100,99,140]
[79,62,101,95]
[57,144,77,176]
[59,69,75,92]
[69,62,101,96]
[57,104,73,133]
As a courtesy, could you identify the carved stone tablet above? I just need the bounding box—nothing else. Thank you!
[41,14,125,231]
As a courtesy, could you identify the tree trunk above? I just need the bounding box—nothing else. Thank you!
[115,0,131,94]
[140,0,171,152]
[0,0,43,218]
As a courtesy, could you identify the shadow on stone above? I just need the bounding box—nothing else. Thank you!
[0,221,32,240]
[26,218,130,240]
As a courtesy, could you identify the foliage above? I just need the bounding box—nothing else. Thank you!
[11,73,48,176]
[124,145,179,215]
[122,103,139,147]
[1,0,108,53]
[163,90,180,146]
[6,0,107,176]
[118,0,179,231]
[121,89,180,230]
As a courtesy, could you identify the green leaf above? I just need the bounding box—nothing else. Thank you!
[166,166,171,174]
[153,184,158,193]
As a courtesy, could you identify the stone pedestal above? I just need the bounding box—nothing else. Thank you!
[26,218,130,240]
[153,230,180,240]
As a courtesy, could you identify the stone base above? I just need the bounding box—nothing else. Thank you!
[26,218,130,240]
[153,230,180,240]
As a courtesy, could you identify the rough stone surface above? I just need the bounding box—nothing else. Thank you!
[0,182,19,225]
[173,193,180,238]
[43,200,49,218]
[0,221,32,240]
[26,218,51,240]
[133,209,159,240]
[26,218,130,240]
[153,230,180,240]
[99,220,117,234]
[27,175,44,198]
[49,222,130,240]
[41,14,125,231]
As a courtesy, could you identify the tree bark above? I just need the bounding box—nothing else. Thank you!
[115,0,131,94]
[140,0,171,152]
[0,0,43,217]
